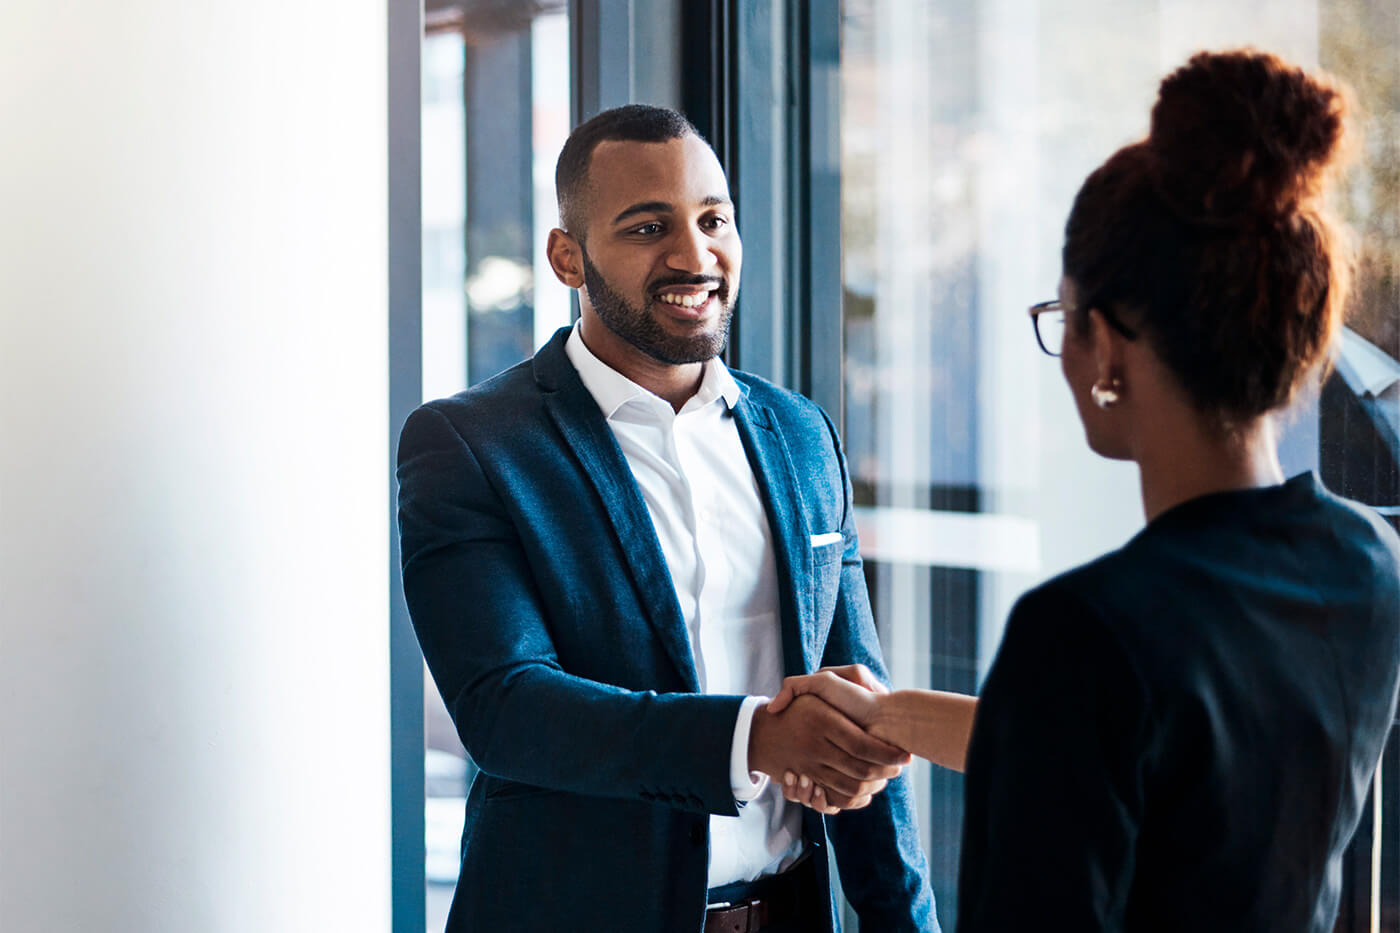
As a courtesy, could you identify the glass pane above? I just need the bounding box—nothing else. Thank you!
[840,1,1399,929]
[420,7,570,931]
[1320,5,1400,931]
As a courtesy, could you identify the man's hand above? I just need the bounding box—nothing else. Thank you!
[748,693,910,814]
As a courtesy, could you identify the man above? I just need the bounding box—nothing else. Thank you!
[397,104,937,933]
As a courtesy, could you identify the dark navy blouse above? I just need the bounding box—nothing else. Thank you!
[958,473,1400,932]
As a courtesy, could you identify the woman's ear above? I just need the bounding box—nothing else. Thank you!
[1087,308,1126,388]
[546,228,585,289]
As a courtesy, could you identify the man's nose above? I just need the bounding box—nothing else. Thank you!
[666,225,717,273]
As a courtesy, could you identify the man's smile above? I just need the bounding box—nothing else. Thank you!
[652,278,724,317]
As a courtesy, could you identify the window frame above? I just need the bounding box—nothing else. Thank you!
[388,2,426,932]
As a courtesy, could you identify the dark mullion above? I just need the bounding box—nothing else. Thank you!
[569,0,633,125]
[680,0,729,163]
[388,1,425,931]
[795,0,843,423]
[731,0,784,385]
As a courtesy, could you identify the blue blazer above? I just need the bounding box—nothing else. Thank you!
[397,328,937,932]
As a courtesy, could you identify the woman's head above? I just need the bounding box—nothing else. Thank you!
[1061,50,1353,439]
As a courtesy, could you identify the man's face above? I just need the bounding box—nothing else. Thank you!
[572,134,742,366]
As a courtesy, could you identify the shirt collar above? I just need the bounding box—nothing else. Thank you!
[564,321,742,419]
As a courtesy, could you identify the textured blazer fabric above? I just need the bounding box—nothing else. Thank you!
[397,327,939,933]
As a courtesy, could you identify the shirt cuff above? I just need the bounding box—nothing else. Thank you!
[730,695,771,801]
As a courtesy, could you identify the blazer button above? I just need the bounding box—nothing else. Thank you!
[689,824,705,845]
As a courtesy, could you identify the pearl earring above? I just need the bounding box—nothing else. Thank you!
[1091,377,1123,409]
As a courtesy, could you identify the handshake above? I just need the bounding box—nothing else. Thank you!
[747,666,977,816]
[747,665,906,817]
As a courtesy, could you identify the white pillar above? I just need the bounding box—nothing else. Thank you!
[0,3,393,931]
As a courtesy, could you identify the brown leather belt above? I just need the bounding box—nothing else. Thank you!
[704,852,816,933]
[704,896,775,933]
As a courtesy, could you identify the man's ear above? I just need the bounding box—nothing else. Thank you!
[546,228,585,289]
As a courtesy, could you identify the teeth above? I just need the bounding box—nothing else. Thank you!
[659,292,711,308]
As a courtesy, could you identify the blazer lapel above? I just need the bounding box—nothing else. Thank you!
[535,335,700,691]
[733,396,817,676]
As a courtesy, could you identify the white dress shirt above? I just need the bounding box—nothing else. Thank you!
[565,324,804,887]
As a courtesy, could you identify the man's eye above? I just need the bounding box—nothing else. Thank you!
[631,222,663,236]
[703,215,730,231]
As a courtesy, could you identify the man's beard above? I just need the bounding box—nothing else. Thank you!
[581,248,733,365]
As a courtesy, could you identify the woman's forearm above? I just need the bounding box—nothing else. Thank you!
[872,689,979,772]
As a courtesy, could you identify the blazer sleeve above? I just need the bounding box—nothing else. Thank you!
[812,408,942,932]
[397,404,745,815]
[956,583,1150,931]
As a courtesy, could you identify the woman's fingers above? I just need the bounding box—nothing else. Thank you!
[781,772,837,814]
[811,786,840,815]
[781,771,816,806]
[818,663,890,695]
[767,684,797,714]
[781,771,873,815]
[806,671,885,728]
[767,669,886,723]
[766,674,834,713]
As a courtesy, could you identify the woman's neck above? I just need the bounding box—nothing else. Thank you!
[1135,411,1286,522]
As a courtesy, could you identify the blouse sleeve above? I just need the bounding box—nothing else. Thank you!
[956,580,1152,931]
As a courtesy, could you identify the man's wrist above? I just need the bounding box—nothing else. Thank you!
[730,695,770,800]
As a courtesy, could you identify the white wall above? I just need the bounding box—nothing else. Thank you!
[0,2,392,930]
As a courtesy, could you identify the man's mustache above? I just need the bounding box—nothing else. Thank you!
[648,274,726,295]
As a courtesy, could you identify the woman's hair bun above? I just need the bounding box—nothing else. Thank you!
[1147,49,1347,224]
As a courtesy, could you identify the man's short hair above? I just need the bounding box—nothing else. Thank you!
[555,104,702,238]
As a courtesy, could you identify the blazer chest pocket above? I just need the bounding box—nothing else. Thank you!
[811,535,843,628]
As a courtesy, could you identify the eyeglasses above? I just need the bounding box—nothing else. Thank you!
[1028,300,1067,356]
[1027,299,1138,357]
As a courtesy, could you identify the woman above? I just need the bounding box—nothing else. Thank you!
[772,50,1400,931]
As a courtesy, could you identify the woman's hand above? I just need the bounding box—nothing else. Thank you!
[779,771,849,815]
[767,664,888,726]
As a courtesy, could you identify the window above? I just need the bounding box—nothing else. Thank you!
[391,3,1396,929]
[419,5,570,930]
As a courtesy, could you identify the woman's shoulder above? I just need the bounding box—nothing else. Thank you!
[1001,553,1142,662]
[1013,547,1141,623]
[1006,475,1400,683]
[986,561,1158,732]
[1001,545,1192,688]
[1310,479,1400,567]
